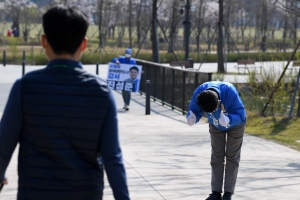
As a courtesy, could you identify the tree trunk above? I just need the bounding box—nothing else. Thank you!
[168,27,175,53]
[12,9,20,34]
[283,2,288,52]
[184,0,191,60]
[23,28,28,43]
[151,0,160,63]
[225,0,231,52]
[241,28,245,44]
[128,0,132,48]
[297,90,300,117]
[293,15,298,45]
[98,0,103,49]
[196,33,200,60]
[261,0,268,52]
[136,2,142,46]
[217,0,225,73]
[112,26,115,39]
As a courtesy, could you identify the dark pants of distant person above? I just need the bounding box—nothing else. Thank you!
[209,123,245,194]
[122,90,131,106]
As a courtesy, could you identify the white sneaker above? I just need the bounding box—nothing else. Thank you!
[125,105,129,111]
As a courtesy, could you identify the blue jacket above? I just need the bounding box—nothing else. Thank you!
[111,56,136,65]
[187,81,246,131]
[0,59,130,200]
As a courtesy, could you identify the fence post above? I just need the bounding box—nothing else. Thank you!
[171,70,175,110]
[22,60,25,76]
[195,73,199,89]
[22,50,26,61]
[162,68,165,106]
[187,58,194,68]
[146,80,150,115]
[182,72,186,115]
[3,50,6,67]
[153,67,156,102]
[22,51,26,76]
[96,62,99,75]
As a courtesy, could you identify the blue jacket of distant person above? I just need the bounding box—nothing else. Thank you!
[111,56,136,65]
[187,81,246,131]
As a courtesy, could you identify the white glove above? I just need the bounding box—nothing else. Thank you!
[219,112,230,127]
[187,110,196,126]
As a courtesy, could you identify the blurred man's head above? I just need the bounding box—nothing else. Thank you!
[197,90,219,113]
[125,48,132,59]
[42,5,89,60]
[129,66,139,80]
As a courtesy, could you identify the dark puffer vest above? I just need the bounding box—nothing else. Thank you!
[18,61,110,200]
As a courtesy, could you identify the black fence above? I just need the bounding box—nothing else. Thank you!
[136,59,212,115]
[2,55,212,115]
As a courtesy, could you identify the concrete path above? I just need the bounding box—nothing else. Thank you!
[0,64,300,200]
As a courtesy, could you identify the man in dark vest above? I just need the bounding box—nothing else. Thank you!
[0,5,130,200]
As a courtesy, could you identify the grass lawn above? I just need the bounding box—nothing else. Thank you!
[245,112,300,151]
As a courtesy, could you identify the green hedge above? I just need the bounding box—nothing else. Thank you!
[132,52,294,63]
[23,51,300,65]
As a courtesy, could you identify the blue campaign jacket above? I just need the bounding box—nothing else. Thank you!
[111,56,136,65]
[187,81,246,131]
[0,59,130,200]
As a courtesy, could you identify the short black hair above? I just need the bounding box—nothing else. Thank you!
[197,90,219,112]
[129,66,139,72]
[42,5,89,55]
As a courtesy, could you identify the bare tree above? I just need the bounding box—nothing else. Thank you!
[275,0,300,16]
[238,6,254,44]
[4,0,39,41]
[276,0,300,46]
[217,0,225,73]
[291,11,298,45]
[152,0,159,62]
[168,0,181,53]
[135,1,142,46]
[202,1,218,53]
[4,0,22,33]
[192,0,207,57]
[97,0,104,49]
[135,1,152,49]
[20,5,41,43]
[128,0,132,48]
[115,1,127,48]
[224,0,241,52]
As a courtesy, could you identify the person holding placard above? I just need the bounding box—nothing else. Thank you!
[111,48,137,111]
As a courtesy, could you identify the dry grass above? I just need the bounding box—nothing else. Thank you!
[245,111,300,151]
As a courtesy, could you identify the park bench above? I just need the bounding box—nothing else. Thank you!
[170,61,190,69]
[293,61,300,67]
[288,61,300,76]
[235,60,262,74]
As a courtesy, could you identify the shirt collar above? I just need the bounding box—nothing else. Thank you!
[46,59,83,69]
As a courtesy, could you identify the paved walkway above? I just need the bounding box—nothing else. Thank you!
[0,64,300,200]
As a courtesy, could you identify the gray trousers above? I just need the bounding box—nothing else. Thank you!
[122,90,131,106]
[209,123,245,194]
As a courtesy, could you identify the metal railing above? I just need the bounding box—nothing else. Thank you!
[2,54,212,115]
[136,59,212,115]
